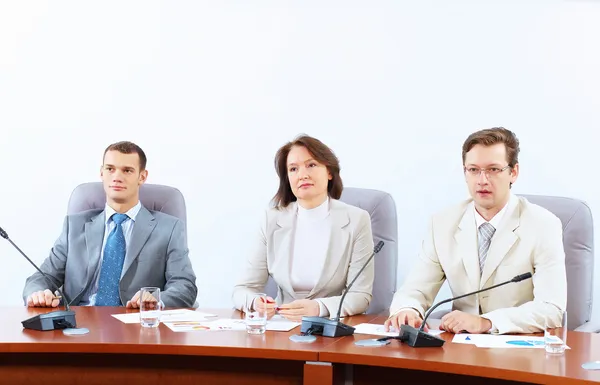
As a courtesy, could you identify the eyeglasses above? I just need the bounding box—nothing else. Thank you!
[464,165,511,177]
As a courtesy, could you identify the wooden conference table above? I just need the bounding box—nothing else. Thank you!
[1,307,600,385]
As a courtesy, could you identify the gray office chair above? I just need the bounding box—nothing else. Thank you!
[264,187,399,315]
[67,182,197,306]
[431,194,595,331]
[67,182,187,226]
[520,194,595,331]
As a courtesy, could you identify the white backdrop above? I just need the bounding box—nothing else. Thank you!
[1,0,599,321]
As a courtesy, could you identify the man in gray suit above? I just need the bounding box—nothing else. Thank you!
[23,141,197,308]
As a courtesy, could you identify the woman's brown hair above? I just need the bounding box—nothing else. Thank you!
[272,134,343,209]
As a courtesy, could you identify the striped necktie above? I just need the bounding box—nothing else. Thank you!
[478,222,496,274]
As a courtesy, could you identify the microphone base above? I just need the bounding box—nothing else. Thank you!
[300,316,355,338]
[22,310,77,331]
[400,324,445,347]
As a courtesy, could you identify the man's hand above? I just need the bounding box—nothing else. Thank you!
[440,310,492,334]
[384,309,428,332]
[26,289,60,308]
[127,290,162,309]
[276,299,320,322]
[126,290,142,308]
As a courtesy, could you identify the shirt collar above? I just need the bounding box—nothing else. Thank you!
[473,193,517,230]
[104,201,142,225]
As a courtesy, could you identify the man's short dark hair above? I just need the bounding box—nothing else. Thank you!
[103,141,147,170]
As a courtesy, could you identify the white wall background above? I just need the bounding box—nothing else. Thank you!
[0,0,599,320]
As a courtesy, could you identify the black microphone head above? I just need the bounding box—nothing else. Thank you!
[512,272,533,282]
[0,227,8,240]
[374,241,384,253]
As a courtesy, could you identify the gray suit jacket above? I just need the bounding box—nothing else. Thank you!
[232,199,375,317]
[22,206,198,307]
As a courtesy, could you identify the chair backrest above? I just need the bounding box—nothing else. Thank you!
[519,194,594,330]
[67,182,187,225]
[264,187,399,315]
[67,182,197,308]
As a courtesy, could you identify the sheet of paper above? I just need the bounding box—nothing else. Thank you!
[111,309,216,324]
[164,319,245,332]
[452,333,478,344]
[164,317,301,333]
[451,334,571,349]
[266,315,302,331]
[354,323,444,337]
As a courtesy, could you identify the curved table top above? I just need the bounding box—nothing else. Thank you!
[2,307,600,384]
[0,306,377,361]
[320,315,600,385]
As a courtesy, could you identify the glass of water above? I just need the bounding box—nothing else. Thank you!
[244,292,268,335]
[545,310,567,354]
[139,287,164,328]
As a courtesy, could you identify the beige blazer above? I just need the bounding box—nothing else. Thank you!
[232,199,375,317]
[390,196,567,334]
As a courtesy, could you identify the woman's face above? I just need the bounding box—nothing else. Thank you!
[286,145,332,208]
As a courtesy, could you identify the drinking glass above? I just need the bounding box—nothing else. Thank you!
[244,292,268,334]
[139,287,165,328]
[545,310,567,354]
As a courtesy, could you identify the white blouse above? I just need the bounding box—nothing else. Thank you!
[290,198,331,294]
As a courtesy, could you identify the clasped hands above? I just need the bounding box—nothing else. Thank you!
[384,309,492,334]
[252,296,320,322]
[26,289,157,309]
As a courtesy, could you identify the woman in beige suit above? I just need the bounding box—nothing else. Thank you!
[232,134,375,321]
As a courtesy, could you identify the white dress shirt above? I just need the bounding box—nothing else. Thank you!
[473,193,518,233]
[80,201,142,306]
[473,193,518,332]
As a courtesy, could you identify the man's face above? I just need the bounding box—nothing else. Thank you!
[464,143,518,213]
[100,150,147,205]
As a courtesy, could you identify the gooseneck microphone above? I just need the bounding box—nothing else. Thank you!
[0,226,77,331]
[393,272,533,347]
[334,241,385,322]
[299,240,384,338]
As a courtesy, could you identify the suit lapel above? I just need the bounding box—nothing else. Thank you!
[121,206,156,278]
[480,201,520,288]
[271,203,296,297]
[455,205,480,291]
[83,211,106,290]
[308,200,350,297]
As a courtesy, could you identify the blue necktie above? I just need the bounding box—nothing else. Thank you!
[96,213,129,306]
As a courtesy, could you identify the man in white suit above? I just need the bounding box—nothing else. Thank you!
[386,127,566,334]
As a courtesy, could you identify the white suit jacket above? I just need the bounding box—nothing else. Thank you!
[232,199,375,317]
[390,196,567,334]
